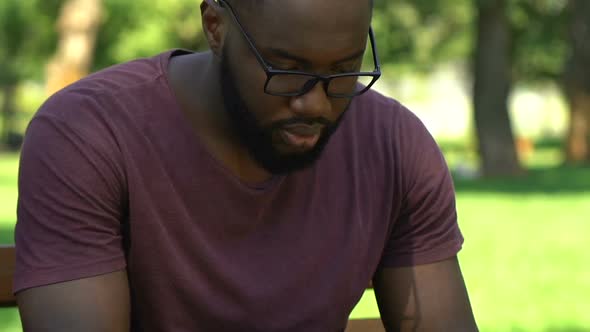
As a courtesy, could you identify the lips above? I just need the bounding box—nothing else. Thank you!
[279,124,323,150]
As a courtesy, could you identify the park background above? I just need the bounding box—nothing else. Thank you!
[0,0,589,331]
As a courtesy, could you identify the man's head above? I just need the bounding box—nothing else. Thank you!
[201,0,375,174]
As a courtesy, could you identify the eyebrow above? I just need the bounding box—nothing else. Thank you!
[266,48,366,66]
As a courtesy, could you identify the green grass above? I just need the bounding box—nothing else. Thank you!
[1,152,589,331]
[0,308,22,332]
[0,154,20,332]
[457,193,590,331]
[0,154,18,244]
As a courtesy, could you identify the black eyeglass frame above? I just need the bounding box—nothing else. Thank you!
[217,0,382,98]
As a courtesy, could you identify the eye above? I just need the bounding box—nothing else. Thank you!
[267,60,301,70]
[268,61,299,71]
[333,62,361,74]
[334,67,357,74]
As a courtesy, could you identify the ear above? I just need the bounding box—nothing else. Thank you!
[201,0,227,57]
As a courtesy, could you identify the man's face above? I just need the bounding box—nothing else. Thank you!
[219,0,372,174]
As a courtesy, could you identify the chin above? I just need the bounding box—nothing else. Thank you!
[273,144,316,156]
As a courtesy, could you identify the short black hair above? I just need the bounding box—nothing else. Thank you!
[225,0,374,11]
[223,0,263,10]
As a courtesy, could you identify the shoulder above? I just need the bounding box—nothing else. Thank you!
[36,50,174,123]
[64,51,170,98]
[338,88,447,192]
[346,88,429,140]
[343,88,433,159]
[31,51,179,142]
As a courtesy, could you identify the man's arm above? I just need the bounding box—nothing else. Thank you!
[17,270,130,332]
[15,103,130,331]
[373,256,477,331]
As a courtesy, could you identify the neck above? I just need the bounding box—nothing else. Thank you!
[168,51,274,183]
[199,55,227,128]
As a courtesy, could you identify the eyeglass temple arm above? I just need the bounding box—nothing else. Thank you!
[216,0,272,70]
[368,27,381,71]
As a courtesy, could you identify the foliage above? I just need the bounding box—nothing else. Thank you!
[0,0,577,89]
[372,0,475,75]
[0,0,584,167]
[0,0,60,85]
[93,0,208,70]
[510,0,569,82]
[371,0,571,84]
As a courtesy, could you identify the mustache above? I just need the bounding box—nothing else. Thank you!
[267,117,333,130]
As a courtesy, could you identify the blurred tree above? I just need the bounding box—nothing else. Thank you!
[371,0,474,75]
[0,0,59,150]
[510,0,568,83]
[373,0,583,172]
[46,0,104,95]
[1,0,579,164]
[92,0,208,70]
[473,0,522,176]
[563,0,590,163]
[371,0,524,175]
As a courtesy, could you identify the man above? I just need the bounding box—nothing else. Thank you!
[14,0,478,331]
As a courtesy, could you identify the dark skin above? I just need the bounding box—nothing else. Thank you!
[17,0,478,330]
[170,0,368,183]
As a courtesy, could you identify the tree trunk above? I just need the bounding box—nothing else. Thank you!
[563,0,590,164]
[0,84,17,149]
[472,0,522,177]
[46,0,103,96]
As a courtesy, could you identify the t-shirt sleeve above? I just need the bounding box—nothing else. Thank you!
[379,105,464,268]
[14,97,127,294]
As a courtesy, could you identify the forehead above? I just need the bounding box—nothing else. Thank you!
[234,0,372,60]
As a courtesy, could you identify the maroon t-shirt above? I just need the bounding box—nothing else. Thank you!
[15,50,463,331]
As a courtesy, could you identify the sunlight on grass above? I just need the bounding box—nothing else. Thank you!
[352,190,590,331]
[0,152,21,331]
[0,154,18,244]
[0,308,21,332]
[458,194,590,331]
[349,289,379,319]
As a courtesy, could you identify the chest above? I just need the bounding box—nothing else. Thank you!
[123,163,392,331]
[118,114,401,329]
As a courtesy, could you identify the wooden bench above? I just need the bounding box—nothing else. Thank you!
[0,245,384,331]
[0,245,16,308]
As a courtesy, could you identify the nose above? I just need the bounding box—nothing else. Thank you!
[289,80,332,118]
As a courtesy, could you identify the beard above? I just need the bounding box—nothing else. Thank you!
[219,52,349,175]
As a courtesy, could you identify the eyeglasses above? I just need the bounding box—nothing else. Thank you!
[217,0,381,98]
